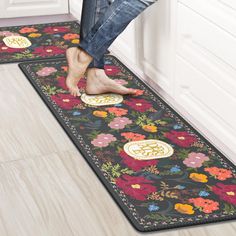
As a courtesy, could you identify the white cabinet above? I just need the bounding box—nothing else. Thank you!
[0,0,68,18]
[174,2,236,155]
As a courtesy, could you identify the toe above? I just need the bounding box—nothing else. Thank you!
[127,88,137,95]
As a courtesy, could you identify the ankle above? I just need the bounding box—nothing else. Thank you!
[87,68,105,77]
[77,48,93,64]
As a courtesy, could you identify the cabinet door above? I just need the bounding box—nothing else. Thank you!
[0,0,68,18]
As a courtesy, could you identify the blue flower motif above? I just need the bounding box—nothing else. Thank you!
[170,165,181,173]
[53,34,61,37]
[104,61,112,65]
[175,185,185,190]
[72,111,81,116]
[114,103,122,107]
[148,204,160,212]
[199,190,209,197]
[173,124,182,130]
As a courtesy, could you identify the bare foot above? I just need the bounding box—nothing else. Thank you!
[85,68,137,95]
[66,47,93,97]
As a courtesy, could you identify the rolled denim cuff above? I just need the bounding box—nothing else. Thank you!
[87,57,105,69]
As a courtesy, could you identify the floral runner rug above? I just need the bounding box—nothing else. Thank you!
[0,21,80,64]
[19,55,236,232]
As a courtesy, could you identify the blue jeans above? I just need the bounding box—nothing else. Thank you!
[79,0,158,69]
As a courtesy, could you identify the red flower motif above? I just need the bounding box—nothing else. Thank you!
[212,183,236,205]
[57,76,86,90]
[51,93,81,110]
[0,43,24,53]
[115,174,157,200]
[104,65,121,76]
[124,98,152,112]
[33,46,65,56]
[43,26,70,34]
[164,130,197,147]
[119,150,158,171]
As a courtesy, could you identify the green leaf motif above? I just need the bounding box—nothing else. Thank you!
[144,213,172,222]
[223,203,236,214]
[101,162,133,182]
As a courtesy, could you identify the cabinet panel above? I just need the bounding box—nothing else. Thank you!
[135,0,174,93]
[179,0,236,37]
[174,4,236,153]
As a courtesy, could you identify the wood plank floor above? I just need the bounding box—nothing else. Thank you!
[0,62,235,236]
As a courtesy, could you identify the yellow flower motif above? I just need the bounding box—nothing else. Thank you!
[174,203,195,215]
[142,125,157,133]
[93,110,107,118]
[189,173,208,183]
[131,184,141,189]
[71,39,80,44]
[28,33,42,38]
[226,191,235,196]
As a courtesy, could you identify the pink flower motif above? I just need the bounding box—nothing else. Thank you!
[114,79,128,85]
[91,133,117,147]
[0,31,19,37]
[183,152,209,168]
[108,117,132,130]
[96,134,117,142]
[36,67,57,77]
[183,158,203,168]
[188,152,209,162]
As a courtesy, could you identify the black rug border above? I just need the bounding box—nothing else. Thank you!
[18,55,236,232]
[0,21,80,65]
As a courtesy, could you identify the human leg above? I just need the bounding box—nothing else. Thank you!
[83,0,157,95]
[78,0,158,62]
[65,0,111,97]
[80,0,110,69]
[66,0,158,96]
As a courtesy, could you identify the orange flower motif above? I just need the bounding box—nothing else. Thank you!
[189,197,219,214]
[61,66,68,72]
[93,111,107,118]
[121,132,145,141]
[28,33,41,38]
[204,167,233,181]
[63,33,79,40]
[189,173,208,183]
[19,27,38,33]
[142,125,157,133]
[133,89,144,96]
[105,107,128,116]
[174,203,195,215]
